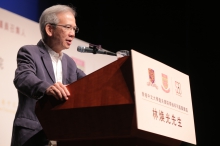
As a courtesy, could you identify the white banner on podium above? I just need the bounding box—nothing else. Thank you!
[131,50,196,145]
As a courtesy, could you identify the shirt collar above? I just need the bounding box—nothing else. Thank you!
[41,39,63,60]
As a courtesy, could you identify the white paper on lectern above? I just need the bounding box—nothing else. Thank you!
[131,50,196,145]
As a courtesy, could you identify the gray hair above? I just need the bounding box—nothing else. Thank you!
[39,5,76,40]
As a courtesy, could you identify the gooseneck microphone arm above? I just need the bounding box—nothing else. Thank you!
[77,46,116,56]
[90,46,99,54]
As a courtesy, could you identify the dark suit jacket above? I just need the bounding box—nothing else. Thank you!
[11,40,86,146]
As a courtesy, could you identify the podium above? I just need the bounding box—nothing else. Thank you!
[35,56,182,146]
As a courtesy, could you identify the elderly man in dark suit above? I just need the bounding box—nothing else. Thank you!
[11,4,85,146]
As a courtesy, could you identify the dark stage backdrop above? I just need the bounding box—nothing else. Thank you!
[0,1,216,146]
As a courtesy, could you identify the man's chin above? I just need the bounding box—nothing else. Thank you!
[64,46,70,50]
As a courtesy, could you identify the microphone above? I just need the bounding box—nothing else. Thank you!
[77,46,116,56]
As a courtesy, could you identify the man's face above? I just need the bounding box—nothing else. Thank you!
[50,11,76,52]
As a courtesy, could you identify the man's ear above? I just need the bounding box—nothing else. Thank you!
[45,24,54,37]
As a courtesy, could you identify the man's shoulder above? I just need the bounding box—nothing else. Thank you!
[18,44,41,54]
[19,40,43,51]
[21,44,38,49]
[18,41,46,54]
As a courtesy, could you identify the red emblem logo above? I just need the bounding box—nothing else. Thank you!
[148,68,155,83]
[147,68,158,89]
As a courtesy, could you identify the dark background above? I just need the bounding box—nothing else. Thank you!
[1,1,217,145]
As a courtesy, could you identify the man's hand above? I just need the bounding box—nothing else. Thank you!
[46,82,70,100]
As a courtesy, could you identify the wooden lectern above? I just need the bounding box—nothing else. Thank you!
[35,56,182,146]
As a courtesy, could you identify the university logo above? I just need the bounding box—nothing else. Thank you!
[148,68,155,83]
[147,68,158,89]
[161,74,170,93]
[175,81,182,96]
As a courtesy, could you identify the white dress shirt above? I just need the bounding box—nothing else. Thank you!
[42,40,63,83]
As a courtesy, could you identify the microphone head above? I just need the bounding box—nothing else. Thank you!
[77,46,85,52]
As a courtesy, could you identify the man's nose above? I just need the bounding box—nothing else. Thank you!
[69,30,75,37]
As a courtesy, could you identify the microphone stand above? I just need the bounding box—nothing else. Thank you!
[89,44,116,56]
[89,46,99,54]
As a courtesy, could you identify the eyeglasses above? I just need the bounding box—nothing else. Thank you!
[50,23,79,33]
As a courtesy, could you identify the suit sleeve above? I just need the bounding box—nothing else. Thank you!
[76,68,86,80]
[13,47,51,100]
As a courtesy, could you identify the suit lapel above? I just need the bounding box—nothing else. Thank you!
[37,41,55,83]
[42,54,55,83]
